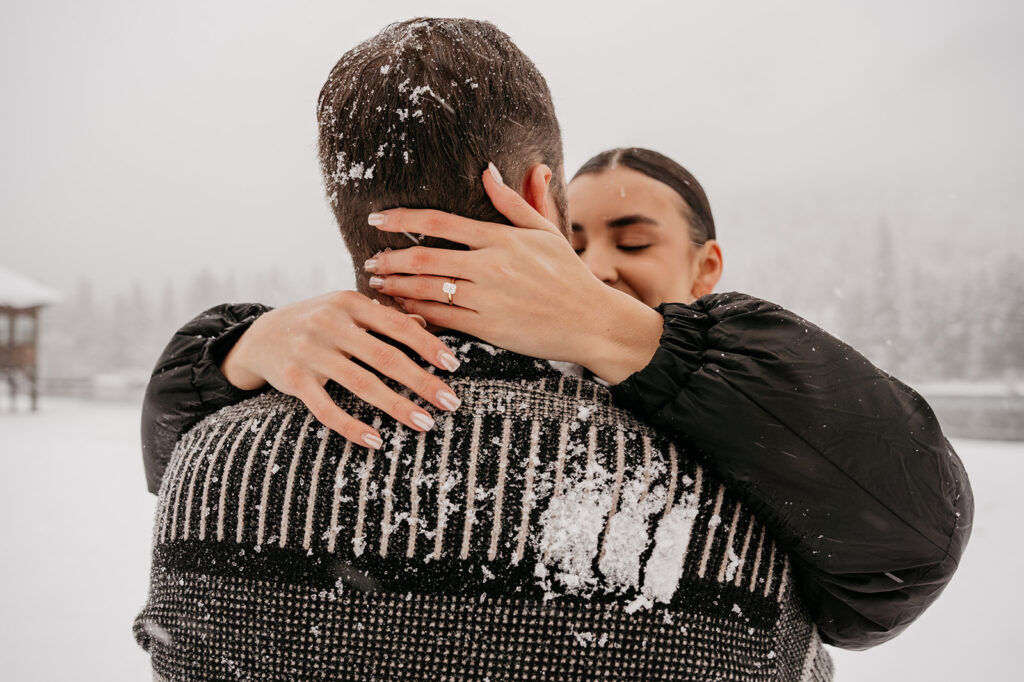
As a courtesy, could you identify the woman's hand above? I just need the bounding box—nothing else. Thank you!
[363,165,663,384]
[221,290,463,449]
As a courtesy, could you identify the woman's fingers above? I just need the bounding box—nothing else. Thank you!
[369,164,560,248]
[396,297,483,339]
[294,382,384,449]
[369,209,499,249]
[481,163,563,235]
[319,353,447,436]
[343,332,463,417]
[365,166,561,280]
[366,245,471,279]
[348,292,462,372]
[369,275,476,311]
[227,289,470,448]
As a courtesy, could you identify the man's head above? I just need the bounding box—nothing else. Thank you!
[317,18,568,295]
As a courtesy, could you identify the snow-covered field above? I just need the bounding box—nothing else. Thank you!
[0,398,1018,681]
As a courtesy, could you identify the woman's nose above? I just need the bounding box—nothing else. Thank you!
[581,244,619,284]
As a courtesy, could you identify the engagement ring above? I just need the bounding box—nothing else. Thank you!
[442,279,457,306]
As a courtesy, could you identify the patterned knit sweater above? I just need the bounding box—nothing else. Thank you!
[134,335,833,681]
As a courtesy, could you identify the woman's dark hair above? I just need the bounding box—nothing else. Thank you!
[573,147,715,243]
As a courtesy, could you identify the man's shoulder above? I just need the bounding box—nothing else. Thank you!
[176,333,658,452]
[188,389,305,434]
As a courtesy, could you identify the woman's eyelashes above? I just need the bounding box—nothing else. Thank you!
[572,243,652,255]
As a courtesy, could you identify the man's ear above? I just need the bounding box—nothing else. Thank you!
[520,164,554,220]
[691,240,724,299]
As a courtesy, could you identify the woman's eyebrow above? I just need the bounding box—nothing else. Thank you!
[606,214,658,229]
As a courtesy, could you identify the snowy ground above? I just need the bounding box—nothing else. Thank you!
[0,398,1019,681]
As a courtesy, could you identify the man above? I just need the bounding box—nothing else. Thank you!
[134,18,832,680]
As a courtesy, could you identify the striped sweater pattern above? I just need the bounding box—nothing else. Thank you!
[134,336,833,681]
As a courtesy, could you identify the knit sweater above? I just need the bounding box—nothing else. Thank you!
[134,335,834,681]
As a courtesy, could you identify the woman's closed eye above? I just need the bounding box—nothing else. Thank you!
[573,243,651,254]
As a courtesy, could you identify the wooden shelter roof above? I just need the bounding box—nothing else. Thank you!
[0,266,62,309]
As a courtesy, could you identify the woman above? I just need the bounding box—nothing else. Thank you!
[141,148,971,651]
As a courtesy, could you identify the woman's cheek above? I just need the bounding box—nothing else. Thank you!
[621,267,659,307]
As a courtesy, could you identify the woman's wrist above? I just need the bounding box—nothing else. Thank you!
[577,287,664,385]
[219,318,269,391]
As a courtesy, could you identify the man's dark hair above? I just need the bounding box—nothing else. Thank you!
[317,18,568,294]
[574,147,716,243]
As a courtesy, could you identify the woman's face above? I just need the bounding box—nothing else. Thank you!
[567,166,722,307]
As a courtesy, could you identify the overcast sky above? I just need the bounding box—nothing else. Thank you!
[1,0,1021,298]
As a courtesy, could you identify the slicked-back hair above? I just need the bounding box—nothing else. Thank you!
[317,18,568,294]
[573,148,716,243]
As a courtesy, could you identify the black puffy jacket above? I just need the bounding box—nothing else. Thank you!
[139,292,972,651]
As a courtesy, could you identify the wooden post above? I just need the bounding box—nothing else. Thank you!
[5,309,13,412]
[30,307,39,411]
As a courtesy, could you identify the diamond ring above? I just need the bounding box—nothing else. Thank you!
[442,279,457,306]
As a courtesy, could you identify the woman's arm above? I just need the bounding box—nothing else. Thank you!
[141,292,463,495]
[142,302,272,494]
[610,292,973,649]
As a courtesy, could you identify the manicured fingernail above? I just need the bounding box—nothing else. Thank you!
[411,411,435,431]
[437,390,461,411]
[408,314,427,328]
[368,213,388,226]
[362,433,383,449]
[364,258,378,272]
[369,275,385,289]
[487,162,503,186]
[439,351,461,372]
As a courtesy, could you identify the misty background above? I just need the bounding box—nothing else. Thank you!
[2,0,1022,418]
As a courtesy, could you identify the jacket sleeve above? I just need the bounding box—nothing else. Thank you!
[141,302,273,495]
[609,292,973,650]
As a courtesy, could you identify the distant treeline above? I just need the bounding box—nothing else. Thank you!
[37,222,1023,385]
[38,265,337,382]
